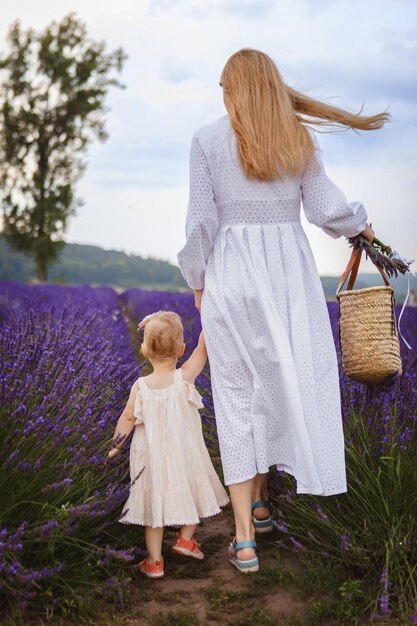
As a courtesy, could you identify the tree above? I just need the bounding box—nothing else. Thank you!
[0,14,127,282]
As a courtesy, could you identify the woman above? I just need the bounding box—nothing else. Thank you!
[177,48,386,573]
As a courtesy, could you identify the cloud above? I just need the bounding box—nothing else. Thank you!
[159,58,197,83]
[148,0,275,19]
[1,0,416,272]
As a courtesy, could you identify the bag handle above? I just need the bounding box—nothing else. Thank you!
[336,247,391,296]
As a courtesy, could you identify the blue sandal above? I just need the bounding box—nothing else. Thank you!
[228,538,259,573]
[251,500,273,533]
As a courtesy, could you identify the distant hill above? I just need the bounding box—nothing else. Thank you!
[0,235,188,291]
[321,273,416,304]
[1,234,415,303]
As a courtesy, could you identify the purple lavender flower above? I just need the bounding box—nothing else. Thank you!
[340,534,349,551]
[378,592,390,616]
[2,283,416,619]
[0,281,143,612]
[289,536,304,550]
[315,504,329,522]
[273,520,288,533]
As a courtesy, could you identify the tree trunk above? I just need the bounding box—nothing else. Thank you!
[37,263,48,284]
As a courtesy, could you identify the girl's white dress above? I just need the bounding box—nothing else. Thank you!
[118,367,230,528]
[177,114,369,496]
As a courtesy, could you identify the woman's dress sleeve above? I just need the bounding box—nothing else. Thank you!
[177,133,220,290]
[300,128,368,239]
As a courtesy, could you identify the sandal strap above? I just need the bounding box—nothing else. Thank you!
[176,535,202,551]
[177,533,200,549]
[251,500,272,511]
[233,539,257,552]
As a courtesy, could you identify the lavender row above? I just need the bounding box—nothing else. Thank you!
[272,301,417,623]
[0,282,145,617]
[1,281,416,622]
[121,289,417,621]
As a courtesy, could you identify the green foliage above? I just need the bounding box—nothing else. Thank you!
[4,233,414,296]
[320,272,414,304]
[232,608,281,626]
[270,409,417,622]
[0,14,126,281]
[149,611,199,626]
[0,234,188,289]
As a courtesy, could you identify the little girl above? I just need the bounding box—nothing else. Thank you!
[107,310,230,579]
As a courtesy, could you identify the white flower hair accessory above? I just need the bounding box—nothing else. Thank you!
[137,310,165,331]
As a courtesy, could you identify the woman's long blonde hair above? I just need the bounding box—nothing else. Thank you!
[220,48,391,181]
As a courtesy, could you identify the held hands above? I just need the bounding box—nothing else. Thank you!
[194,289,203,313]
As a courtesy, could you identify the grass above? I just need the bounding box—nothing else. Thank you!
[207,534,379,625]
[230,607,284,626]
[149,610,199,626]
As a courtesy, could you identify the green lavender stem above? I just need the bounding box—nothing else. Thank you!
[371,237,392,256]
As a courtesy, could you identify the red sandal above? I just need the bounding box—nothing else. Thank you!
[136,556,164,579]
[172,532,204,560]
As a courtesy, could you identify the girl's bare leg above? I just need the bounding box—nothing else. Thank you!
[144,527,164,562]
[228,477,256,561]
[252,472,270,520]
[179,523,198,540]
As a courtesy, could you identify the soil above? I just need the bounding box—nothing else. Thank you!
[97,501,341,626]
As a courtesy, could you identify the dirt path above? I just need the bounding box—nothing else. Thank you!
[109,499,337,626]
[98,316,341,626]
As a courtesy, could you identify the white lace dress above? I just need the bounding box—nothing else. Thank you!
[177,114,368,496]
[119,367,229,528]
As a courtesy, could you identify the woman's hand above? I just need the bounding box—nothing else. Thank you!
[360,222,376,243]
[194,289,203,313]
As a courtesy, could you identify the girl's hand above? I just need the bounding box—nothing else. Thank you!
[107,383,138,466]
[194,289,203,313]
[107,447,121,459]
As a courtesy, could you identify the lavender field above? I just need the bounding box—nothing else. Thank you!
[1,281,416,624]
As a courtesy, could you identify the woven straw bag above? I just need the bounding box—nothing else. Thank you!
[335,247,402,386]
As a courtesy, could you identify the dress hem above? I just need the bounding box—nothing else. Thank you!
[118,499,230,529]
[224,464,347,497]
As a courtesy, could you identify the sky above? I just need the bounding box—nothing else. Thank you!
[1,0,416,275]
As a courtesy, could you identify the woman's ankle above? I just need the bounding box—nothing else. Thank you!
[236,547,256,561]
[233,538,256,561]
[235,531,256,546]
[252,505,270,520]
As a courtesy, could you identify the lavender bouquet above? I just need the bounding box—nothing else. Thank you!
[346,226,415,280]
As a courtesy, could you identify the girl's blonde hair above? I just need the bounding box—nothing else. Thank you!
[220,48,391,181]
[142,311,184,359]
